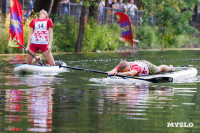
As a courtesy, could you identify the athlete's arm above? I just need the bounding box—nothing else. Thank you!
[26,28,34,52]
[48,27,53,52]
[118,70,138,76]
[107,67,118,75]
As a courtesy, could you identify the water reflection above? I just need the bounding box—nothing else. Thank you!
[19,75,55,86]
[5,73,63,87]
[103,84,150,119]
[0,55,25,75]
[97,83,196,120]
[9,55,25,64]
[5,89,23,113]
[2,87,54,132]
[2,69,57,131]
[27,87,54,132]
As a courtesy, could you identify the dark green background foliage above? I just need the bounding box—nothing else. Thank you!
[53,17,78,52]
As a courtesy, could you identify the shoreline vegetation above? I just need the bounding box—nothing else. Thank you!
[1,48,200,56]
[0,14,199,54]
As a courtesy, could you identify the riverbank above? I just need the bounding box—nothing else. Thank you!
[1,48,200,56]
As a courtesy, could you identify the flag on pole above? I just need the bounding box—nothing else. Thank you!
[115,12,134,46]
[8,0,24,48]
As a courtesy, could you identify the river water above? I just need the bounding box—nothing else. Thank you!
[0,50,200,132]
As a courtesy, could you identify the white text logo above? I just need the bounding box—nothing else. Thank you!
[167,122,193,127]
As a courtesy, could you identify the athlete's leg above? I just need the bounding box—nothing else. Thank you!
[25,50,36,64]
[158,65,174,73]
[43,50,55,66]
[138,60,160,75]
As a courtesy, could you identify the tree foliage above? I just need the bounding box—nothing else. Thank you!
[89,0,99,20]
[141,0,198,48]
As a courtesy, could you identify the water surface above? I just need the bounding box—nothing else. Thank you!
[0,51,200,132]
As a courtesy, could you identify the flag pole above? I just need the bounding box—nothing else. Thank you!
[22,48,25,55]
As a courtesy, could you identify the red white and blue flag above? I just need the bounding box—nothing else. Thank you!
[115,12,134,46]
[8,0,24,48]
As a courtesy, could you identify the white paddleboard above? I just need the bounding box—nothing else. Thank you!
[14,61,67,74]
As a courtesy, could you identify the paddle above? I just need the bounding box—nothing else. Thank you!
[14,38,43,66]
[59,65,173,83]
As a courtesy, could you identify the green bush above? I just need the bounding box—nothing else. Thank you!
[135,24,199,49]
[135,25,158,49]
[53,16,78,52]
[158,28,198,48]
[82,19,121,51]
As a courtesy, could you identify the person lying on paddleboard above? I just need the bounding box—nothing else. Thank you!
[25,9,55,66]
[107,60,175,76]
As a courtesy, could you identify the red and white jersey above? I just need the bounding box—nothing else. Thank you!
[131,62,149,76]
[29,18,54,44]
[115,62,149,76]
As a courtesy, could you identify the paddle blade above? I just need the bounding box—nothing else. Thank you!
[148,77,173,83]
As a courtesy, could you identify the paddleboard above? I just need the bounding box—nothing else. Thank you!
[90,67,198,84]
[14,61,67,74]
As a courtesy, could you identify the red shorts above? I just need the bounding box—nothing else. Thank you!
[30,44,48,53]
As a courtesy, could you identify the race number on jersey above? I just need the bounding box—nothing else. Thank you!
[32,21,49,44]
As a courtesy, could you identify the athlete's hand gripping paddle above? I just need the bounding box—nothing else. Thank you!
[14,38,43,66]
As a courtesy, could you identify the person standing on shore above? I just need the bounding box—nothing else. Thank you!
[126,0,138,22]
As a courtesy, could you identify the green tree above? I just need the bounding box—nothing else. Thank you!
[141,0,197,48]
[75,1,88,52]
[89,0,99,20]
[75,0,99,52]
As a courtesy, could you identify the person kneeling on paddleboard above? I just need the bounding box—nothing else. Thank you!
[25,9,55,66]
[31,55,50,66]
[107,60,175,76]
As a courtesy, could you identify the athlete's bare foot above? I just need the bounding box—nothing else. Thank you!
[169,65,175,72]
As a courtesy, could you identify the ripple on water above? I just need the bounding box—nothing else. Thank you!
[95,83,199,121]
[0,87,54,132]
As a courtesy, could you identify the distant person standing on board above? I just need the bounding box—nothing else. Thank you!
[25,9,55,66]
[126,0,138,22]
